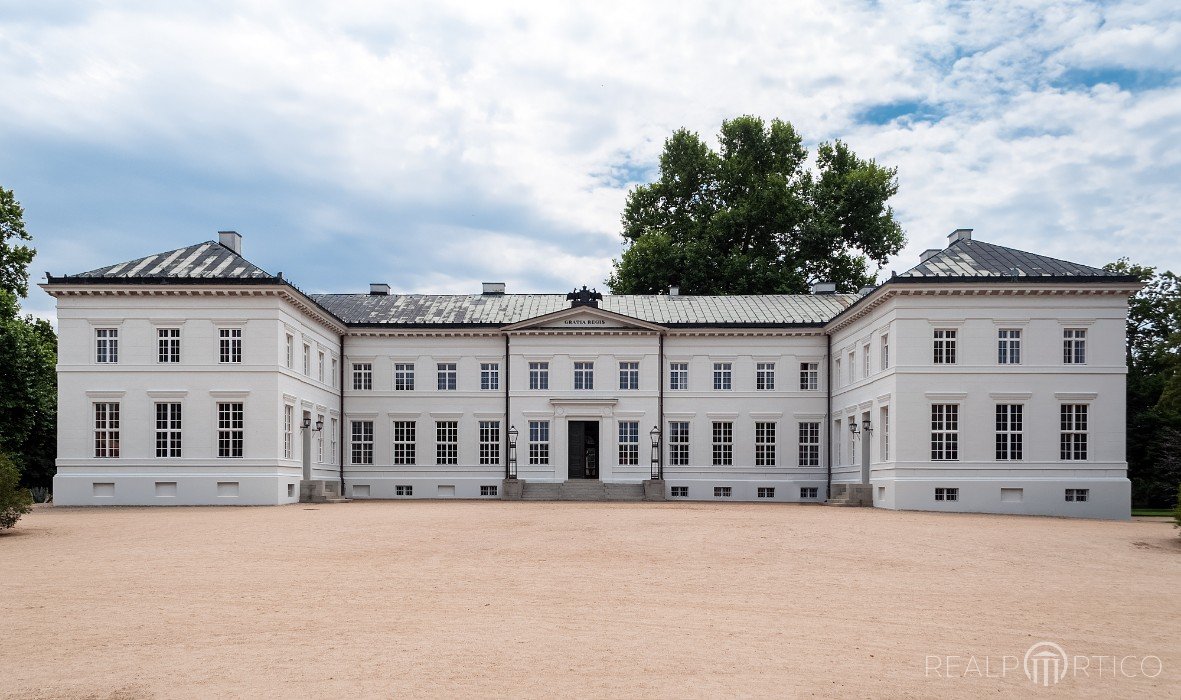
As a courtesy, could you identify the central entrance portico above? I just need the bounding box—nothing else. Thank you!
[567,420,599,479]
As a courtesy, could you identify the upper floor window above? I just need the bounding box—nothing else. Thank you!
[798,422,820,467]
[756,362,775,391]
[285,334,293,368]
[219,328,242,364]
[998,329,1022,365]
[933,329,957,365]
[157,328,180,363]
[574,362,594,390]
[799,362,818,391]
[217,402,244,458]
[352,363,373,391]
[847,351,855,383]
[302,344,310,375]
[96,328,118,363]
[881,336,889,369]
[618,362,639,390]
[668,421,690,466]
[318,351,325,382]
[618,421,639,465]
[437,362,457,391]
[834,358,841,387]
[1063,329,1087,364]
[394,363,415,391]
[529,362,549,390]
[862,344,870,378]
[1060,404,1088,460]
[155,402,182,458]
[331,358,338,387]
[712,362,732,390]
[480,362,500,391]
[930,404,959,461]
[94,402,120,457]
[669,362,688,390]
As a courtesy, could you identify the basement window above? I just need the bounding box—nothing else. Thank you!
[670,486,688,498]
[395,485,413,496]
[1065,488,1089,502]
[800,487,818,499]
[757,487,775,498]
[713,486,732,498]
[935,487,958,502]
[480,485,498,496]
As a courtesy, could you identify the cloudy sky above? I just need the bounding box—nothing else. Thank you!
[3,0,1179,322]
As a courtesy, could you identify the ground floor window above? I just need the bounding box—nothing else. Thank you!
[935,487,958,501]
[351,420,373,465]
[155,402,181,458]
[713,486,732,498]
[757,487,775,498]
[670,486,688,498]
[1065,488,1089,502]
[529,421,550,465]
[479,421,500,465]
[393,421,416,465]
[712,421,733,466]
[1060,404,1088,460]
[995,404,1023,460]
[931,405,959,461]
[480,485,498,496]
[217,403,244,458]
[800,487,818,499]
[395,484,412,496]
[668,421,689,466]
[754,422,775,466]
[618,421,639,465]
[436,421,459,465]
[94,402,121,458]
[798,422,819,467]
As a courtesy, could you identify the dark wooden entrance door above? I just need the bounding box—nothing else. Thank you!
[567,420,600,479]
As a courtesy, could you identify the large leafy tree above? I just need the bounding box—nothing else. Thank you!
[1105,259,1181,508]
[608,116,905,294]
[0,186,57,490]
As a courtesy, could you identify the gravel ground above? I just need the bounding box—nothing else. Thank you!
[2,502,1178,698]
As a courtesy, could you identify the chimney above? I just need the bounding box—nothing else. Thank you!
[920,249,941,263]
[669,285,680,296]
[948,228,973,245]
[218,230,242,255]
[482,282,506,295]
[810,281,837,295]
[369,283,390,296]
[858,285,876,296]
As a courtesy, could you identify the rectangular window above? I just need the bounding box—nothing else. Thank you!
[316,413,325,463]
[437,363,457,390]
[479,421,500,465]
[863,344,871,378]
[1065,488,1090,502]
[529,362,549,390]
[93,402,120,457]
[935,487,959,501]
[95,328,118,363]
[799,362,818,391]
[436,421,459,465]
[1064,329,1087,364]
[285,333,293,368]
[392,421,416,465]
[798,422,820,467]
[880,407,890,461]
[217,402,244,458]
[481,485,499,496]
[219,328,242,364]
[933,329,957,364]
[318,351,325,383]
[711,421,733,466]
[756,362,775,391]
[283,404,294,459]
[573,361,594,390]
[833,419,842,464]
[157,328,180,363]
[800,487,818,499]
[930,404,959,461]
[881,336,889,369]
[714,486,732,498]
[303,344,310,375]
[754,422,776,466]
[998,329,1022,364]
[155,402,182,458]
[757,487,775,498]
[329,418,338,465]
[1060,404,1088,460]
[669,362,688,390]
[995,404,1024,460]
[351,420,374,465]
[668,421,689,466]
[528,420,550,465]
[618,361,639,390]
[618,421,639,465]
[331,358,338,387]
[712,362,732,390]
[670,486,688,498]
[394,363,415,391]
[352,363,373,391]
[395,485,413,496]
[834,358,841,387]
[847,351,855,383]
[480,362,500,391]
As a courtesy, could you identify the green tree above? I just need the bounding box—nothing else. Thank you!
[0,186,57,490]
[608,116,905,295]
[1105,259,1181,508]
[0,452,34,530]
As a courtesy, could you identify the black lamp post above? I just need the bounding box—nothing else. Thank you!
[861,418,873,434]
[507,425,518,479]
[649,425,661,480]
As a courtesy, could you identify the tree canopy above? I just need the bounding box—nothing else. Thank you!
[607,116,905,295]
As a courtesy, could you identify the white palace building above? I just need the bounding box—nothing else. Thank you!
[43,229,1140,518]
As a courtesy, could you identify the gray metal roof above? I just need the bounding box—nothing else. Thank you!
[311,293,859,327]
[69,241,275,280]
[900,239,1123,279]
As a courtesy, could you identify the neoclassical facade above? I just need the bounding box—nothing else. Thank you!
[43,229,1139,518]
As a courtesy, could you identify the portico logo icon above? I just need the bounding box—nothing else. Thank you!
[1024,642,1069,686]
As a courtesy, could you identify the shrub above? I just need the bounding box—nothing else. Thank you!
[0,452,34,530]
[1175,483,1181,534]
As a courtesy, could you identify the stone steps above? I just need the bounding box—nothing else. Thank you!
[520,481,645,501]
[824,483,873,507]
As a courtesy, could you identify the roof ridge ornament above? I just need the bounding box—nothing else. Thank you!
[566,285,603,308]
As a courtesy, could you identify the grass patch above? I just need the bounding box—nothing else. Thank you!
[1131,508,1174,517]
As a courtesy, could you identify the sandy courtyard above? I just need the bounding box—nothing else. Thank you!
[2,502,1178,698]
